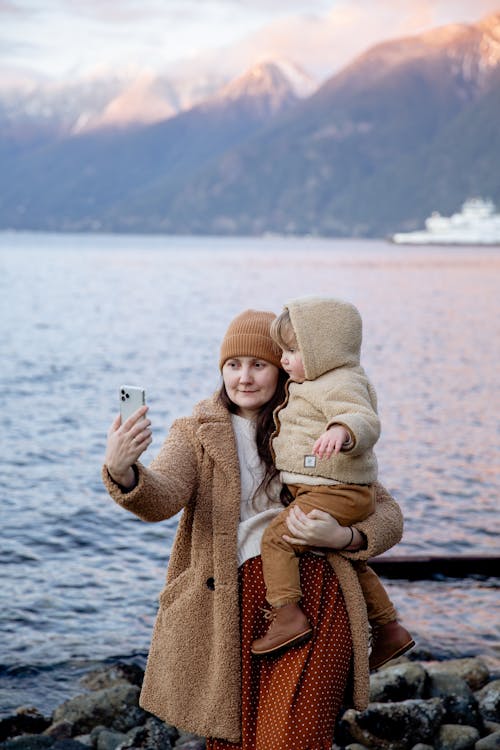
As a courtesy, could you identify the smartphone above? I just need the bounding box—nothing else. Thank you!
[119,385,146,423]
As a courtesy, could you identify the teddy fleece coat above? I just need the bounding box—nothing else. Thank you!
[273,296,380,484]
[102,395,403,743]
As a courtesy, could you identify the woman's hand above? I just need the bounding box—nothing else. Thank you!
[282,505,363,550]
[104,406,152,489]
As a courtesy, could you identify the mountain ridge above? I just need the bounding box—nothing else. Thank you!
[149,11,500,237]
[0,60,318,140]
[0,60,311,231]
[1,12,499,236]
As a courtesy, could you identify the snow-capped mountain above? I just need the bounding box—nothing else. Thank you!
[326,10,500,98]
[0,60,317,141]
[1,13,498,236]
[73,69,233,133]
[0,69,226,141]
[216,60,316,106]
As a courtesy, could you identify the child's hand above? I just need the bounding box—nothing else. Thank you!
[312,425,350,459]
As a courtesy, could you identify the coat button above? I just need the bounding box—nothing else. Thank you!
[206,577,215,590]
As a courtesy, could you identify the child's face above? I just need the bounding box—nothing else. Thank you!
[280,334,306,382]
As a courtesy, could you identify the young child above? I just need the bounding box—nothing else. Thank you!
[251,296,414,670]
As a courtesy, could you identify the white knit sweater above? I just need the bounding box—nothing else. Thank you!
[231,413,283,566]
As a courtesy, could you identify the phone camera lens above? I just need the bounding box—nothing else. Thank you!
[121,395,126,401]
[126,393,130,399]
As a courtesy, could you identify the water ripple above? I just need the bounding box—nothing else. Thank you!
[1,234,499,714]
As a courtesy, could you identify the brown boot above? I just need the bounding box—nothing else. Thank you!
[251,603,313,656]
[369,620,415,671]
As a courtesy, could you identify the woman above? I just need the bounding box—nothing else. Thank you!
[102,309,403,750]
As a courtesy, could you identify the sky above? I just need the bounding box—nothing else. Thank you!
[2,0,500,85]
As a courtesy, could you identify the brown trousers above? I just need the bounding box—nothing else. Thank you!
[260,483,397,625]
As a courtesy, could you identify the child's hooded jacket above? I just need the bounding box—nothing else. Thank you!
[272,296,380,484]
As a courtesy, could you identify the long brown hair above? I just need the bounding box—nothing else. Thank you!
[218,367,293,507]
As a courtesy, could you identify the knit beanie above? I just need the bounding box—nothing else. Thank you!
[219,309,282,369]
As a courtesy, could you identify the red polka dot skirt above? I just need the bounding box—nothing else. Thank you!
[206,553,352,750]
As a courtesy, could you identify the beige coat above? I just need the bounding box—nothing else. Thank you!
[273,296,380,484]
[102,395,403,743]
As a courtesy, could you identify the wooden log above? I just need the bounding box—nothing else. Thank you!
[368,555,500,580]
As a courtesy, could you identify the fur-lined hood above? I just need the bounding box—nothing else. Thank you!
[286,296,363,379]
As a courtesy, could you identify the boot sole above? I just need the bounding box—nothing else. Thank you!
[369,638,416,671]
[251,628,313,657]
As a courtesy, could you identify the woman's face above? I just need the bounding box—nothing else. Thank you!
[222,356,280,418]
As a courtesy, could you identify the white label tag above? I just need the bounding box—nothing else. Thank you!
[304,455,317,468]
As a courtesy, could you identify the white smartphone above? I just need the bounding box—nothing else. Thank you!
[119,385,146,423]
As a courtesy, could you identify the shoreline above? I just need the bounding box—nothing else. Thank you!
[2,642,499,721]
[1,654,499,750]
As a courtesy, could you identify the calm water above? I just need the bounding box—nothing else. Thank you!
[1,232,499,716]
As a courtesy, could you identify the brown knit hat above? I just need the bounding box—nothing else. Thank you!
[219,309,282,369]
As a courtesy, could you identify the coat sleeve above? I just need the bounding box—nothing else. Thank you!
[341,482,404,561]
[315,371,381,456]
[102,417,200,522]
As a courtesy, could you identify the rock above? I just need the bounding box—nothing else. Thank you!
[409,647,437,662]
[94,730,128,750]
[0,739,88,750]
[172,741,205,750]
[435,723,479,749]
[475,731,500,749]
[410,745,434,750]
[423,659,490,691]
[0,737,54,750]
[80,666,144,692]
[426,672,473,699]
[344,745,369,750]
[370,663,427,703]
[44,724,74,740]
[0,709,51,742]
[115,718,177,750]
[173,732,205,749]
[89,728,106,745]
[441,694,482,729]
[72,738,91,748]
[476,680,500,723]
[14,712,43,719]
[51,686,147,736]
[339,698,444,749]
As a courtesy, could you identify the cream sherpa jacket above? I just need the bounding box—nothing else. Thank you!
[273,297,380,484]
[102,394,403,743]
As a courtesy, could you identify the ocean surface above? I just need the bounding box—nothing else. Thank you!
[1,232,499,716]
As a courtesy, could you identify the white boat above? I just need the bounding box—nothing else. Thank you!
[391,198,500,245]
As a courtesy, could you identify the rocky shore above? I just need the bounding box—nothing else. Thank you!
[1,657,499,750]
